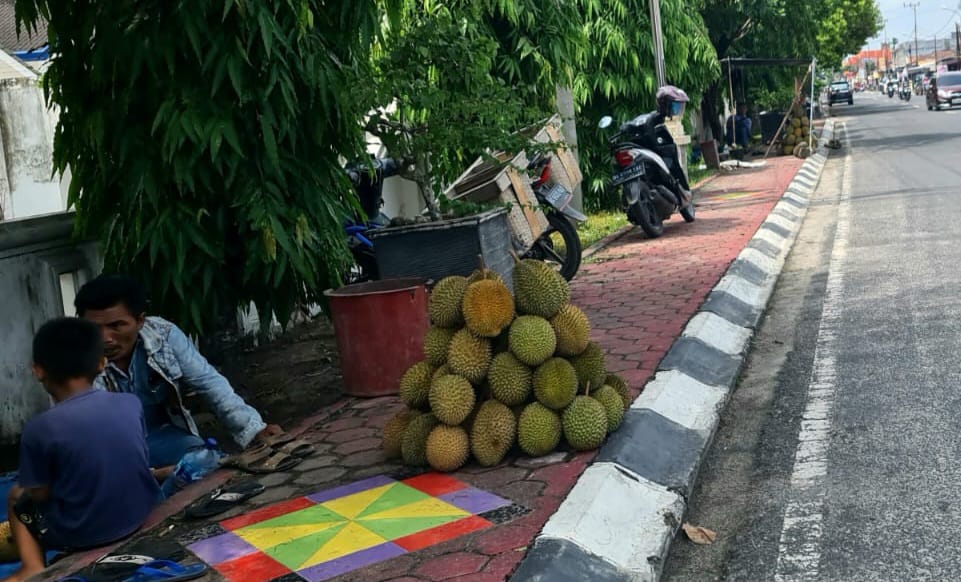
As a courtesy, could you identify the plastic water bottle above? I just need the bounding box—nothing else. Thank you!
[160,438,222,498]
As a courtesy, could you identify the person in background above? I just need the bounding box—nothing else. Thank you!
[2,319,159,582]
[74,275,285,480]
[725,103,752,150]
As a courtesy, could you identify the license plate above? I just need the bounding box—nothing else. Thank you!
[542,183,570,207]
[612,165,644,185]
[953,98,961,106]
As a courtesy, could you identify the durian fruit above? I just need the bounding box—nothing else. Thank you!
[605,373,632,409]
[517,402,562,457]
[462,279,515,338]
[593,385,626,432]
[791,117,802,128]
[401,413,439,466]
[432,364,451,384]
[447,329,492,384]
[399,361,433,410]
[784,134,797,146]
[429,276,468,328]
[570,342,606,391]
[467,261,505,285]
[533,357,578,410]
[383,409,421,458]
[508,315,557,367]
[512,258,570,319]
[426,425,471,472]
[488,352,533,406]
[470,400,517,467]
[562,395,608,451]
[429,374,476,426]
[0,520,17,562]
[424,327,457,367]
[550,304,590,357]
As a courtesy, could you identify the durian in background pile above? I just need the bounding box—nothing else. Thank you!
[781,104,815,159]
[382,257,633,473]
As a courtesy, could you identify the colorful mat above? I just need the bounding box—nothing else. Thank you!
[186,474,518,582]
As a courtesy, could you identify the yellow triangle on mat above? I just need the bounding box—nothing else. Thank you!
[321,483,394,520]
[298,521,387,569]
[237,521,347,549]
[357,497,469,522]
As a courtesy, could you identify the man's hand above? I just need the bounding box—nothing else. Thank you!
[252,424,284,447]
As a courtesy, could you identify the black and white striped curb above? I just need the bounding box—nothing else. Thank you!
[511,120,837,582]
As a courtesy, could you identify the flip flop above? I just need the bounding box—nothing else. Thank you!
[122,560,207,582]
[184,482,266,519]
[258,432,315,458]
[222,444,303,474]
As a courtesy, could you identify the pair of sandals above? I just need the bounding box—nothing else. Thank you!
[222,431,314,474]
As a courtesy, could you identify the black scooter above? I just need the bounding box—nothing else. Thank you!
[598,86,695,238]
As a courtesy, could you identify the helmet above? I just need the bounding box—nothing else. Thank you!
[656,85,689,117]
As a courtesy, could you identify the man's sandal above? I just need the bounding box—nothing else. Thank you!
[221,443,303,474]
[184,481,266,519]
[257,431,315,458]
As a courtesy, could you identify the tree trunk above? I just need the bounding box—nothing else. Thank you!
[554,85,583,212]
[701,81,723,147]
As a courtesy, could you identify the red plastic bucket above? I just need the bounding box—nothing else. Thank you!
[324,277,429,397]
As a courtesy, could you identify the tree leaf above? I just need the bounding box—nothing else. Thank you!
[682,523,717,545]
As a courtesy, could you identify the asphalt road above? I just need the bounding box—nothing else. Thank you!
[662,92,961,582]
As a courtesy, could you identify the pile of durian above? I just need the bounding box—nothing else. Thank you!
[382,257,631,472]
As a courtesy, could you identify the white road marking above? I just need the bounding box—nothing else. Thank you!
[773,122,852,582]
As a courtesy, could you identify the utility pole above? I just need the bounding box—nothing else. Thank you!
[905,2,920,66]
[650,0,667,88]
[956,22,960,58]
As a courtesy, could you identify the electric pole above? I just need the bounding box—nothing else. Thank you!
[905,2,920,66]
[956,22,960,58]
[650,0,667,88]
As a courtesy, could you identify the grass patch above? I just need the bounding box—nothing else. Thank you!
[577,211,629,249]
[688,165,717,186]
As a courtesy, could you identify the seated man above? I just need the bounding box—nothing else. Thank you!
[3,318,160,582]
[725,103,752,150]
[74,275,283,478]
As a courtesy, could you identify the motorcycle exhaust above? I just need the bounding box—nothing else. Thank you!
[654,185,677,218]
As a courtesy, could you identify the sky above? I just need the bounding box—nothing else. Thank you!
[866,0,961,49]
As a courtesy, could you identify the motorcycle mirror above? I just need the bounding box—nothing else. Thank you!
[598,116,613,129]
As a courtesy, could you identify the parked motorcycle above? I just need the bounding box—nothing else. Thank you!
[344,154,586,282]
[597,86,695,239]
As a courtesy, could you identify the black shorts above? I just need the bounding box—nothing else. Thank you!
[13,492,68,550]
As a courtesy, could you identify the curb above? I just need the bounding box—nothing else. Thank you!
[511,120,837,582]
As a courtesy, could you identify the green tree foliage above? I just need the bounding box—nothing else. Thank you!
[574,0,720,208]
[817,0,883,67]
[15,0,396,334]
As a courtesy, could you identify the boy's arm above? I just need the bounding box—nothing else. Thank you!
[166,324,267,448]
[18,428,52,503]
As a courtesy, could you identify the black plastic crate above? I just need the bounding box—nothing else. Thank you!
[370,208,514,290]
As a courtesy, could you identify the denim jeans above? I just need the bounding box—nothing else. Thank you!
[147,424,204,468]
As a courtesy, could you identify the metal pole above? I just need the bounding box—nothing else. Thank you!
[650,0,667,88]
[809,58,816,149]
[956,22,960,58]
[905,2,920,66]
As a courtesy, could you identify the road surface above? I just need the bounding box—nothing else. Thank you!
[662,91,961,582]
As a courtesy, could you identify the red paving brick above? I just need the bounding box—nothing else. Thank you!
[157,156,804,582]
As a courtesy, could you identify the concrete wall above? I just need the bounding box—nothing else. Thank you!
[0,58,68,221]
[0,212,100,445]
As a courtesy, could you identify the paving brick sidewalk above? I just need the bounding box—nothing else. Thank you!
[48,156,803,582]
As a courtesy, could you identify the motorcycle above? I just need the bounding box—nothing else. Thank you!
[899,82,912,102]
[597,86,695,239]
[344,154,586,283]
[888,83,895,98]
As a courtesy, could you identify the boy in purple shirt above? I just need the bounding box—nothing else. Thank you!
[2,318,160,582]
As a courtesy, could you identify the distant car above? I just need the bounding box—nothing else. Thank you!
[927,72,961,111]
[828,81,854,106]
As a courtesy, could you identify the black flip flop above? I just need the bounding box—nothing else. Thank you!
[184,481,266,519]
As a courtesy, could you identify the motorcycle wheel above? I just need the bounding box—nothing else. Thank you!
[524,212,583,281]
[679,202,696,223]
[627,183,664,238]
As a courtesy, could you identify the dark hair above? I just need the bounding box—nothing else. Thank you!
[74,274,148,317]
[32,318,104,383]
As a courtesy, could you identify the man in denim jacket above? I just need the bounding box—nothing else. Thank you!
[76,275,280,477]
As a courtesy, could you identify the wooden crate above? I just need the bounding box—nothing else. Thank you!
[531,116,583,196]
[444,152,548,251]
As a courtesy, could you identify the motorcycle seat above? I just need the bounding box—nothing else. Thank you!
[621,112,661,133]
